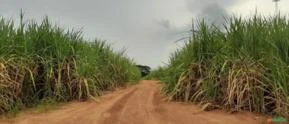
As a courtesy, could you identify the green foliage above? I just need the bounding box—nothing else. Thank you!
[0,15,141,114]
[152,15,289,117]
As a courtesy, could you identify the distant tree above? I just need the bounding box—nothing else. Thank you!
[136,65,151,77]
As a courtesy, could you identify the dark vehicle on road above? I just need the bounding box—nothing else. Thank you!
[136,65,151,77]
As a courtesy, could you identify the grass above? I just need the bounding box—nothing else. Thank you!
[0,13,141,114]
[150,15,289,117]
[3,99,63,118]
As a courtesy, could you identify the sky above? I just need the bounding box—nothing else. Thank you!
[1,0,289,68]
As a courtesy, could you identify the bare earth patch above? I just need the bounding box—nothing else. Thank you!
[0,80,264,124]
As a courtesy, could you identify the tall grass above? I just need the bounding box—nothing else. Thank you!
[0,14,141,114]
[152,15,289,117]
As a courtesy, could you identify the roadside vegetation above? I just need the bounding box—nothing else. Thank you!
[150,15,289,117]
[0,14,141,114]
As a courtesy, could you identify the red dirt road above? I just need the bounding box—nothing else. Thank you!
[0,80,263,124]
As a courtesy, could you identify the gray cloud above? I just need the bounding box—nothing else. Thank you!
[186,0,240,25]
[187,0,238,12]
[155,0,242,42]
[199,3,228,26]
[156,19,190,41]
[0,0,262,68]
[158,20,172,30]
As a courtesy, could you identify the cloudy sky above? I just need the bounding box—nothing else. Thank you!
[1,0,289,68]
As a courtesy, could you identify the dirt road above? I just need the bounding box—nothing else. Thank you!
[0,80,262,124]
